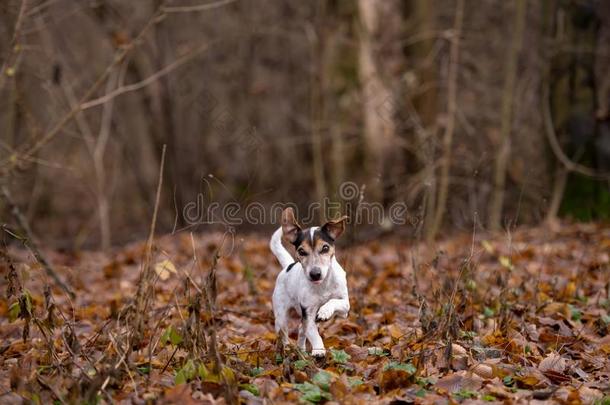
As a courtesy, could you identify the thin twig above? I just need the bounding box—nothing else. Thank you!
[162,0,237,13]
[144,145,167,282]
[81,42,212,110]
[0,0,29,91]
[133,144,167,339]
[36,375,66,405]
[0,186,75,298]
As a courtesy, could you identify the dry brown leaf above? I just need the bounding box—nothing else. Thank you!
[451,343,467,356]
[379,369,413,392]
[387,323,403,339]
[485,383,514,399]
[471,363,494,379]
[577,386,604,403]
[542,369,571,384]
[538,352,566,373]
[154,259,177,281]
[435,372,463,393]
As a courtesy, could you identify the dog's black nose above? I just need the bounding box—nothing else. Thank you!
[310,267,322,281]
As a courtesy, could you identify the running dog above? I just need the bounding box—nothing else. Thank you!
[269,207,350,357]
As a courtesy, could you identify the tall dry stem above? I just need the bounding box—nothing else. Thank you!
[133,145,166,341]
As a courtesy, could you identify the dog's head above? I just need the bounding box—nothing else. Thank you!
[281,207,348,284]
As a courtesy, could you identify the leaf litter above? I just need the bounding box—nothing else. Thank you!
[0,222,609,403]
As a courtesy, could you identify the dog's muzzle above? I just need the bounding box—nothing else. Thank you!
[309,267,322,283]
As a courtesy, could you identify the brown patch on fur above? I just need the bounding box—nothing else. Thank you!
[279,208,348,270]
[313,235,335,256]
[292,228,335,273]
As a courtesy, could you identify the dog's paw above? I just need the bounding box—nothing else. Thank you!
[316,304,334,322]
[311,348,326,358]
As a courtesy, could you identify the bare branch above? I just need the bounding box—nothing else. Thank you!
[542,82,610,180]
[81,42,211,110]
[162,0,237,13]
[25,0,61,17]
[0,186,75,298]
[0,0,30,92]
[0,7,166,175]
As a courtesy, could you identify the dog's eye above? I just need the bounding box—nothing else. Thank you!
[320,245,329,254]
[297,248,308,256]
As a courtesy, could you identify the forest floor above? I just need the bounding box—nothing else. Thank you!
[1,222,609,404]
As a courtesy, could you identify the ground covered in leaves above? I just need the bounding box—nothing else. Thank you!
[1,222,610,404]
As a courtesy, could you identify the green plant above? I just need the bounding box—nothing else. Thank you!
[330,349,351,364]
[453,389,478,400]
[293,359,310,370]
[312,370,332,391]
[240,383,259,396]
[295,382,332,403]
[384,362,416,374]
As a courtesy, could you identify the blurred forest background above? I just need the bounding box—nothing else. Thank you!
[1,0,609,250]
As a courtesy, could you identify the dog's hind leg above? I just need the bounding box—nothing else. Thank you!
[297,305,308,351]
[274,321,290,357]
[274,310,290,346]
[273,288,291,347]
[297,323,307,351]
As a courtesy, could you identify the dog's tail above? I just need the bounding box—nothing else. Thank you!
[270,227,294,269]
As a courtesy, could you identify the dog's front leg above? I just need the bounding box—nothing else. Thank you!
[316,298,350,321]
[303,308,325,357]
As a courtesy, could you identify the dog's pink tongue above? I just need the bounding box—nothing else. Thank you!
[312,280,322,285]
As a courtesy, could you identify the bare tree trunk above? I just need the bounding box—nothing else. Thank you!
[543,0,564,227]
[36,12,116,250]
[94,69,121,250]
[357,0,401,202]
[326,12,346,203]
[409,0,439,242]
[594,3,610,186]
[309,0,328,205]
[489,0,527,231]
[330,124,345,197]
[428,0,464,242]
[545,166,567,225]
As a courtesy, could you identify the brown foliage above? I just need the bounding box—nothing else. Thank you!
[0,222,609,403]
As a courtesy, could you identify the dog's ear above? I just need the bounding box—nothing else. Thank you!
[321,215,348,241]
[281,207,301,244]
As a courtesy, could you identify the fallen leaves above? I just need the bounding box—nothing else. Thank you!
[0,223,609,403]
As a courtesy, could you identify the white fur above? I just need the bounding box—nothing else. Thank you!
[269,227,294,269]
[270,227,350,357]
[309,227,316,242]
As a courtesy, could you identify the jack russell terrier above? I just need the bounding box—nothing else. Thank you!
[269,207,350,357]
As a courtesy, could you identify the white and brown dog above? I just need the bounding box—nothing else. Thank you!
[270,207,350,357]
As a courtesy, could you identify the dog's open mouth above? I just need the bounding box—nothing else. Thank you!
[311,279,323,285]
